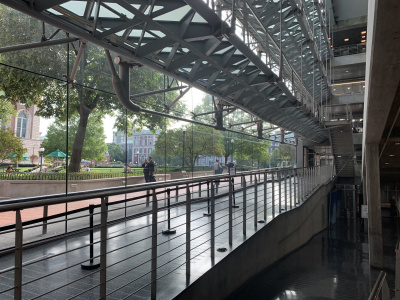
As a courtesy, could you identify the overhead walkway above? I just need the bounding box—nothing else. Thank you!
[0,166,332,299]
[0,0,331,144]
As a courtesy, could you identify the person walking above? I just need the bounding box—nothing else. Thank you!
[212,159,222,193]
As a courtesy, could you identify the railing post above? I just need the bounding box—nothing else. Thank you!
[204,181,211,216]
[42,205,48,234]
[229,178,233,245]
[278,171,282,213]
[186,185,191,277]
[396,239,400,300]
[284,169,288,211]
[293,169,297,206]
[175,185,179,202]
[264,172,267,222]
[146,190,150,207]
[289,169,292,209]
[254,176,258,226]
[81,204,100,269]
[14,209,22,300]
[162,189,176,234]
[100,197,107,299]
[272,172,275,218]
[243,177,247,235]
[198,181,202,198]
[298,169,301,204]
[211,181,215,260]
[151,189,158,300]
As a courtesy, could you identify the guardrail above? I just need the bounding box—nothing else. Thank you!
[332,43,366,57]
[0,165,332,299]
[368,271,391,300]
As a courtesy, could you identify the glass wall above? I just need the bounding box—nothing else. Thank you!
[0,5,296,202]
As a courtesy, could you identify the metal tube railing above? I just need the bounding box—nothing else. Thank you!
[368,271,390,300]
[0,166,333,299]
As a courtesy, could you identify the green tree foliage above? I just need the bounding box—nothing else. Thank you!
[0,127,25,162]
[0,98,16,123]
[0,6,186,172]
[41,114,107,163]
[107,143,125,163]
[155,125,224,169]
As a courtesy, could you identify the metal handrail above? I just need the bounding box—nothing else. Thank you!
[0,167,310,211]
[368,271,390,300]
[0,165,333,299]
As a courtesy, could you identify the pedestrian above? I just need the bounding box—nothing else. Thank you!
[147,156,156,182]
[85,165,91,172]
[6,165,13,173]
[212,159,223,193]
[142,159,150,182]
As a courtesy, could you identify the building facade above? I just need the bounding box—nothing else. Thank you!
[113,128,161,166]
[5,103,41,164]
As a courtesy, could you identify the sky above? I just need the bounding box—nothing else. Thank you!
[39,87,206,144]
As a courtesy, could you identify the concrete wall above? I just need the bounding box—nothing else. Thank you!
[0,174,171,199]
[174,181,334,300]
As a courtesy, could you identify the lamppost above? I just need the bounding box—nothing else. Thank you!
[136,150,139,166]
[39,147,44,173]
[182,128,186,171]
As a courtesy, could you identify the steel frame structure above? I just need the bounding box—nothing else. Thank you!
[0,0,331,143]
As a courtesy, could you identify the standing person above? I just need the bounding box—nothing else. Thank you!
[212,159,222,193]
[142,159,149,182]
[147,156,156,182]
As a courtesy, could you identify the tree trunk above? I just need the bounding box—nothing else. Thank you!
[68,104,91,172]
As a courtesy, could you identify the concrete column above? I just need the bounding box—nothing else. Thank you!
[365,143,383,268]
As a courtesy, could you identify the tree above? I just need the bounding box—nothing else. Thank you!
[0,127,25,163]
[155,125,224,169]
[41,113,107,162]
[107,143,125,163]
[0,98,16,123]
[0,7,186,172]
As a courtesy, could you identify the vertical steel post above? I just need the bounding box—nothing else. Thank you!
[278,171,282,213]
[243,178,247,235]
[175,185,179,202]
[14,210,22,300]
[264,172,267,222]
[254,176,258,226]
[42,205,48,234]
[198,182,201,198]
[293,169,297,206]
[211,181,215,260]
[272,172,275,218]
[100,197,107,299]
[284,170,288,211]
[229,178,233,245]
[186,186,191,276]
[289,169,292,209]
[151,190,158,300]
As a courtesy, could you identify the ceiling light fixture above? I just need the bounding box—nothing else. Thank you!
[344,38,349,42]
[361,39,366,43]
[361,31,366,34]
[389,155,395,157]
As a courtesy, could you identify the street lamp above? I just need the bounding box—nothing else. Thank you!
[136,150,139,166]
[39,147,45,173]
[182,128,186,171]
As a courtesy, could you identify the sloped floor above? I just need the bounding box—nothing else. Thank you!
[228,217,398,300]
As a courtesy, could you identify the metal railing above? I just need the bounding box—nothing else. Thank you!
[368,271,391,300]
[0,165,332,299]
[333,43,367,57]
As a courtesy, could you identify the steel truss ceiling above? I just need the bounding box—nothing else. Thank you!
[1,0,330,143]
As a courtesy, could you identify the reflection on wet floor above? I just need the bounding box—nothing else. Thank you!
[229,217,398,300]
